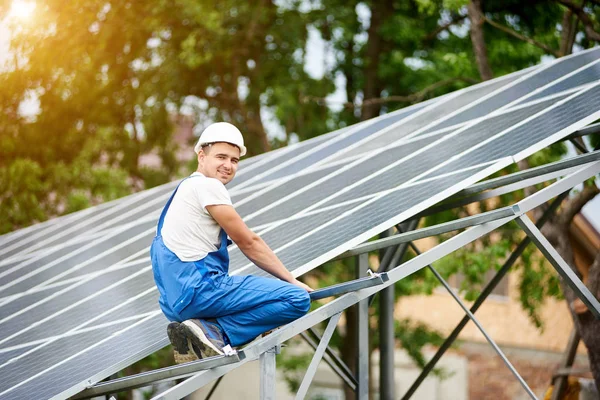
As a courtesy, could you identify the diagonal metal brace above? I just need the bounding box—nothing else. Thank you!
[516,214,600,319]
[309,273,389,301]
[295,313,342,400]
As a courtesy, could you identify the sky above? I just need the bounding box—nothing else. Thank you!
[1,6,599,232]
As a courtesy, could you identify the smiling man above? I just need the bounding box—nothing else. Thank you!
[150,122,312,363]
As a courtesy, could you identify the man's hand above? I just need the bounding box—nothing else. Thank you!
[292,279,314,292]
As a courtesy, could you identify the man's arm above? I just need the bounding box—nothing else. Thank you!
[206,204,313,292]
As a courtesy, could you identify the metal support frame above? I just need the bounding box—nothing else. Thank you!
[403,235,537,399]
[138,159,600,400]
[356,253,370,400]
[260,345,280,400]
[401,190,569,400]
[295,313,342,399]
[516,215,600,318]
[420,150,600,217]
[377,219,418,400]
[300,330,357,390]
[566,121,600,139]
[309,273,389,301]
[73,354,243,399]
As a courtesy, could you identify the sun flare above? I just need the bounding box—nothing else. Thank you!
[8,0,36,21]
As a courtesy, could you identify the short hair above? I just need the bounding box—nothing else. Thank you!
[201,144,213,154]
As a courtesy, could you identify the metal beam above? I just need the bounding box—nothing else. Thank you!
[357,253,370,400]
[566,121,600,139]
[420,165,583,216]
[73,353,244,399]
[300,330,357,391]
[451,150,600,198]
[260,346,279,400]
[309,273,389,301]
[334,208,514,260]
[516,214,600,319]
[295,313,342,400]
[407,241,537,400]
[401,184,573,399]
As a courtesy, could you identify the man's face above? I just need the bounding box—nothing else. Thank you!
[197,142,240,185]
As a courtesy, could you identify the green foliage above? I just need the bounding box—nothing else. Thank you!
[395,318,446,369]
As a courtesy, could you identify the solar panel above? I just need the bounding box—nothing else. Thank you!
[1,47,600,400]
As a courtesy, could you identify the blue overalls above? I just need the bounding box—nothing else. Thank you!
[150,178,311,346]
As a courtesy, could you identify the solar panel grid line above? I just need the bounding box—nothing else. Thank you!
[0,246,151,315]
[0,205,102,259]
[0,311,164,400]
[245,159,499,234]
[52,318,168,400]
[233,58,600,223]
[232,154,515,275]
[0,186,167,263]
[229,95,450,191]
[0,265,153,347]
[31,256,152,295]
[0,230,152,318]
[408,84,600,184]
[0,229,107,270]
[246,71,600,227]
[523,58,600,103]
[269,160,516,281]
[512,88,600,163]
[0,263,156,347]
[229,158,349,198]
[234,99,546,226]
[0,226,154,307]
[0,311,157,356]
[9,187,172,259]
[229,115,402,192]
[414,50,600,139]
[416,87,578,144]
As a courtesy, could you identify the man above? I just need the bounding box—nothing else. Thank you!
[150,122,312,363]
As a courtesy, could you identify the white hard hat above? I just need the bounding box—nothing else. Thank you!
[194,122,247,156]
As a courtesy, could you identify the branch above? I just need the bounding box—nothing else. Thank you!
[301,76,479,108]
[483,16,561,57]
[557,0,600,42]
[424,15,468,41]
[558,184,600,226]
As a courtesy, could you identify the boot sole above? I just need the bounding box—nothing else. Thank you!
[167,322,200,364]
[181,321,224,358]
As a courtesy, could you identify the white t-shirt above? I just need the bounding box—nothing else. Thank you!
[161,172,233,261]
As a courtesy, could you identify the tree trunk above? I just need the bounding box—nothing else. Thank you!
[551,232,600,391]
[559,8,578,56]
[468,0,494,81]
[361,0,392,121]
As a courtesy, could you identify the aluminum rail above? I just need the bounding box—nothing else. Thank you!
[566,121,600,139]
[72,353,244,399]
[333,207,515,260]
[309,272,389,301]
[434,150,600,200]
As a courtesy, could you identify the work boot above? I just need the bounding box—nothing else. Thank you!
[167,322,200,364]
[180,319,227,358]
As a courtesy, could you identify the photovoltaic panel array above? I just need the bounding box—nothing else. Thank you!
[1,47,600,399]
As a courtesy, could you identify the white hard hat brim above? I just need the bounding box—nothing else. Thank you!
[194,141,247,157]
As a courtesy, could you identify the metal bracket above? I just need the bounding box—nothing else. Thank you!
[309,272,389,301]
